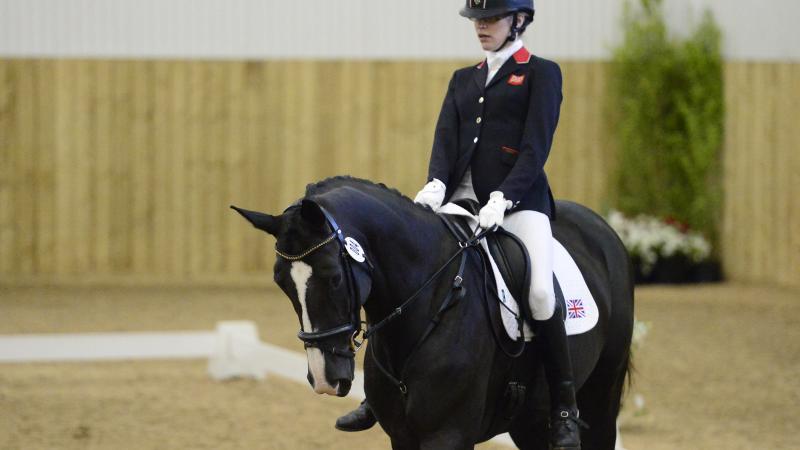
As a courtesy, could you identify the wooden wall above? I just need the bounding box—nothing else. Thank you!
[1,58,797,287]
[722,62,800,287]
[0,59,613,282]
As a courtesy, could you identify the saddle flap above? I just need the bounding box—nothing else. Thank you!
[486,229,531,313]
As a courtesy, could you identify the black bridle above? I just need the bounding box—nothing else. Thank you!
[276,206,372,359]
[277,205,490,363]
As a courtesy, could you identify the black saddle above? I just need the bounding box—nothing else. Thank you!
[442,199,567,330]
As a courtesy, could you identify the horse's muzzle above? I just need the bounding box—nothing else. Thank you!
[336,379,352,397]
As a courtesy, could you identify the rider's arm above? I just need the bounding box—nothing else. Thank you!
[427,71,460,186]
[496,59,562,209]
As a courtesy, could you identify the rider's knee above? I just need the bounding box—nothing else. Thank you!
[530,285,552,305]
[529,286,555,320]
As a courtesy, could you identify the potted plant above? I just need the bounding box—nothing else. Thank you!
[607,211,714,284]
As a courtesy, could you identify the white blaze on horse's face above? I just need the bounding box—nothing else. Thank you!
[290,261,338,395]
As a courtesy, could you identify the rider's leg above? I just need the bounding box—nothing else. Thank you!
[335,399,377,432]
[502,211,583,450]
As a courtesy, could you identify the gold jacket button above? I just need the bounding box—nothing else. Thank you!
[476,117,482,124]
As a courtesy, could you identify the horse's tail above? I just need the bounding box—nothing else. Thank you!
[621,252,636,400]
[621,338,634,401]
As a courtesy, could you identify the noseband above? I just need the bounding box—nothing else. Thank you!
[276,206,371,359]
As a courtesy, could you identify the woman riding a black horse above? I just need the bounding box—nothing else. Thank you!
[336,1,582,448]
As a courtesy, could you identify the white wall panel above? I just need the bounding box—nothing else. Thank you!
[0,0,797,60]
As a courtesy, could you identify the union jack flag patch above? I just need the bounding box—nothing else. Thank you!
[566,299,586,319]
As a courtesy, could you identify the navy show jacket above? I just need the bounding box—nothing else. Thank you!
[427,47,562,217]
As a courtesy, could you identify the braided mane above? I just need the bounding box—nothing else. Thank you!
[304,176,421,209]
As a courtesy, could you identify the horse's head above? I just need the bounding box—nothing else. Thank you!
[231,199,372,397]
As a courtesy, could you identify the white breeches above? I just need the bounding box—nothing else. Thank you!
[449,170,555,320]
[501,210,556,321]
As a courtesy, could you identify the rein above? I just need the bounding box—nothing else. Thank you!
[277,205,493,395]
[362,228,487,340]
[365,220,492,396]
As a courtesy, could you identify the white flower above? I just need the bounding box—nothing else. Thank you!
[605,210,712,272]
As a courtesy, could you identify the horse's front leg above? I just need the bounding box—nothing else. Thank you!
[390,434,420,450]
[419,430,475,450]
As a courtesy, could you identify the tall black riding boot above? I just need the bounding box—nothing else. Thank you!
[536,307,585,450]
[334,399,377,432]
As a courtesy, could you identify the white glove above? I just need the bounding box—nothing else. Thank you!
[479,191,513,229]
[413,178,447,211]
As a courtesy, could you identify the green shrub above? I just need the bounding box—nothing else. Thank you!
[611,0,723,246]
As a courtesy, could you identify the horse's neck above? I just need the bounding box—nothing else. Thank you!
[347,195,460,360]
[363,205,453,306]
[319,184,457,317]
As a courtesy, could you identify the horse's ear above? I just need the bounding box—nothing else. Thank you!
[300,199,326,228]
[230,205,281,236]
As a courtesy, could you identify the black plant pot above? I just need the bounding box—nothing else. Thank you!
[631,255,654,285]
[690,260,723,283]
[650,254,692,284]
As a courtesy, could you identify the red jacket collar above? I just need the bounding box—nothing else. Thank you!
[476,46,531,69]
[513,47,532,64]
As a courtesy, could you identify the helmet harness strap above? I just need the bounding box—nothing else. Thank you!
[492,11,534,53]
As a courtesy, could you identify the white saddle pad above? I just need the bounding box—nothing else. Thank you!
[438,203,599,341]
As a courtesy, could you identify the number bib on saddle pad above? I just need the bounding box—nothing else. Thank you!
[438,202,598,341]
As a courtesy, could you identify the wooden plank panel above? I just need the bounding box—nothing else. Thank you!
[762,64,780,281]
[113,60,129,274]
[206,61,226,275]
[74,60,93,274]
[771,63,789,284]
[52,60,72,275]
[738,62,758,280]
[129,60,149,274]
[372,62,391,185]
[91,61,112,275]
[13,60,36,275]
[57,59,77,275]
[185,61,205,277]
[151,61,170,277]
[169,61,189,278]
[221,62,243,275]
[142,61,158,276]
[348,61,376,182]
[785,64,800,285]
[0,60,15,276]
[748,63,766,280]
[31,60,54,274]
[721,63,743,280]
[241,61,266,273]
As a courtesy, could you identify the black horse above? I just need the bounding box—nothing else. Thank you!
[233,176,633,450]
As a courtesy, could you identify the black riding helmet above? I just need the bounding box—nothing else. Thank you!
[460,0,535,50]
[459,0,534,20]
